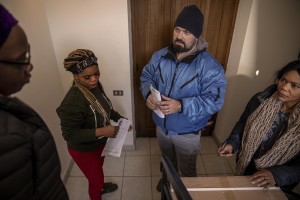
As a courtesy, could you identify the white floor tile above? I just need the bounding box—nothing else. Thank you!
[150,138,162,155]
[200,136,219,155]
[104,156,125,177]
[196,155,206,175]
[151,155,161,177]
[66,177,88,200]
[125,138,150,156]
[124,156,151,176]
[227,154,237,173]
[121,177,152,200]
[201,154,233,175]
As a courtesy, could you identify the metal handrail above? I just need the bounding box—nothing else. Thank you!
[160,155,193,200]
[160,155,300,200]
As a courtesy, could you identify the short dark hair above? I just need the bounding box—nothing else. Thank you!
[276,60,300,80]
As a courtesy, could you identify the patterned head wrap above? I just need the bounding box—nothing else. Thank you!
[63,49,98,74]
[0,4,18,47]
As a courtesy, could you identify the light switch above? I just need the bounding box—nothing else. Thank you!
[113,90,123,96]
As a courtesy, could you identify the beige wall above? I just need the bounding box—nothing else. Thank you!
[43,0,135,148]
[214,0,300,143]
[1,0,135,180]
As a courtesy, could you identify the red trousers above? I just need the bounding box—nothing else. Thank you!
[68,145,105,200]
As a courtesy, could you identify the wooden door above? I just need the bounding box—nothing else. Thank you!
[131,0,239,137]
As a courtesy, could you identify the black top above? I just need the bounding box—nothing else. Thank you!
[0,96,69,199]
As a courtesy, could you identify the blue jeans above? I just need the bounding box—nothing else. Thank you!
[156,126,200,177]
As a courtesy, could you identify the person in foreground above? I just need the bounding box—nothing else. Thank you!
[0,4,69,200]
[57,49,129,200]
[140,5,226,192]
[218,60,300,190]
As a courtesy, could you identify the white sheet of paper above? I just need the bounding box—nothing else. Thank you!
[150,85,165,118]
[101,118,131,157]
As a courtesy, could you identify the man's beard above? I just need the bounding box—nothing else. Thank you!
[173,44,189,53]
[172,39,194,53]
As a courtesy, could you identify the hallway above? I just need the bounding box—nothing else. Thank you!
[66,136,236,200]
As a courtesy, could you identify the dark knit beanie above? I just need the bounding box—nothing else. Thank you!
[175,5,204,38]
[0,4,18,47]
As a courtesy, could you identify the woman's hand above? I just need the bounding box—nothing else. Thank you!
[120,118,133,132]
[96,125,119,138]
[250,169,276,189]
[217,144,233,157]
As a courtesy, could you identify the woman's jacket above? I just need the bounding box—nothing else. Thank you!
[56,84,122,152]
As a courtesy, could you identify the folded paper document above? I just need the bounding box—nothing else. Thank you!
[150,85,165,118]
[102,118,132,157]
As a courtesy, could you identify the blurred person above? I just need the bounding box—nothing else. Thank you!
[0,4,69,200]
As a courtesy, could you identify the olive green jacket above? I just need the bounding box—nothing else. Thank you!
[56,83,122,152]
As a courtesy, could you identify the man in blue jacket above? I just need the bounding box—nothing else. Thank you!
[140,5,226,192]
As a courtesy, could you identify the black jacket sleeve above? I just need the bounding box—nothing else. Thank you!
[268,152,300,187]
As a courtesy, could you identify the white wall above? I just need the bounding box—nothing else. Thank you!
[214,0,300,143]
[43,0,135,148]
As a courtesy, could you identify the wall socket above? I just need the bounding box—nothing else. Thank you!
[113,90,123,96]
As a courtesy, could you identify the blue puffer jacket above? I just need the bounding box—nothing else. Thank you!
[140,43,226,135]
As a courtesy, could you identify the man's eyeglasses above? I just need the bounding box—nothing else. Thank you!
[0,46,31,66]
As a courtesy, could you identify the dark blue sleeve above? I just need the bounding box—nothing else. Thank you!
[268,152,300,187]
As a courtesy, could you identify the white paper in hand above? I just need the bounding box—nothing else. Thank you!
[101,118,131,157]
[150,85,165,118]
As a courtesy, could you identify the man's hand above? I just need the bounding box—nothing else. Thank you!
[158,95,181,115]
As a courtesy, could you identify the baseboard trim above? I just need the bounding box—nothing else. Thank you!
[62,159,74,185]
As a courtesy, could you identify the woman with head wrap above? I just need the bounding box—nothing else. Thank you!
[218,60,300,192]
[57,49,126,200]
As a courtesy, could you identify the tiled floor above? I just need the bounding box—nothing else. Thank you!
[66,136,300,200]
[66,136,236,200]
